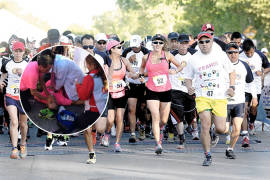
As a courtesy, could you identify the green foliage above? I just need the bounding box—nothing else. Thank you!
[91,0,270,47]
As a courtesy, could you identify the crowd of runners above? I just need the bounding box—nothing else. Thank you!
[0,23,270,166]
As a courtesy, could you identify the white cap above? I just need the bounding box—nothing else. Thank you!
[60,36,70,44]
[95,33,108,42]
[261,48,268,53]
[129,35,142,48]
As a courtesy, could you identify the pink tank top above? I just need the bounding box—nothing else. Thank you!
[109,58,126,92]
[146,51,171,92]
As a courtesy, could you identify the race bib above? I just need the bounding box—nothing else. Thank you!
[178,76,185,86]
[112,80,126,91]
[153,74,167,87]
[10,84,20,96]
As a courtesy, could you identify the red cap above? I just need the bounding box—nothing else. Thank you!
[201,23,215,32]
[197,32,213,40]
[12,41,25,51]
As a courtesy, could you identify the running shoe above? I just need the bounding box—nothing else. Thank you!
[226,149,236,159]
[192,129,200,140]
[242,136,250,148]
[155,143,163,155]
[138,127,146,141]
[57,136,68,146]
[45,137,54,150]
[38,108,55,120]
[102,134,110,147]
[129,133,137,143]
[202,155,212,166]
[20,145,27,159]
[114,143,122,152]
[211,134,219,147]
[226,135,231,145]
[86,152,96,164]
[249,123,256,135]
[10,148,19,159]
[111,125,116,137]
[168,132,174,143]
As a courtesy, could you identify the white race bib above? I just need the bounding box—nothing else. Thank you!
[153,74,167,87]
[112,80,126,91]
[10,84,20,96]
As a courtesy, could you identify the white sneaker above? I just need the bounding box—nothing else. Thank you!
[102,134,110,147]
[111,125,116,137]
[45,137,54,150]
[56,136,68,146]
[18,129,21,140]
[192,130,199,140]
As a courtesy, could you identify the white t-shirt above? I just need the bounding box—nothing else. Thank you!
[227,60,254,104]
[239,52,262,94]
[125,50,145,84]
[1,59,28,97]
[169,52,192,93]
[184,50,233,99]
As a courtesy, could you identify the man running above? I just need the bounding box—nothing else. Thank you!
[225,43,254,158]
[170,34,198,149]
[185,32,235,166]
[122,35,149,143]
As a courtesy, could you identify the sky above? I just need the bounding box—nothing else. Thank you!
[16,0,117,32]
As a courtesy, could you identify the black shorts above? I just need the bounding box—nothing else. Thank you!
[245,92,261,106]
[227,103,245,122]
[170,90,196,124]
[5,95,25,114]
[128,83,146,100]
[107,94,127,109]
[145,88,171,102]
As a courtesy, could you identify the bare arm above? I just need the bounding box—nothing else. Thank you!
[184,79,195,95]
[166,52,184,74]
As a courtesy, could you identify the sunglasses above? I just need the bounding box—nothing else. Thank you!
[152,41,164,45]
[198,40,211,44]
[98,41,106,45]
[114,46,122,49]
[83,45,94,50]
[227,51,239,54]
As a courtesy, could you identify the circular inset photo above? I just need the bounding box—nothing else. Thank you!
[19,45,108,135]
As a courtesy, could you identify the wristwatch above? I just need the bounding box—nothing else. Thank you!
[139,74,144,78]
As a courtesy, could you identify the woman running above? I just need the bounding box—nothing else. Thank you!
[139,34,183,154]
[102,39,137,152]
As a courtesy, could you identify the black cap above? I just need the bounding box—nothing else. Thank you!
[152,34,165,41]
[226,43,239,51]
[178,34,190,42]
[168,32,179,40]
[47,29,60,44]
[109,34,120,42]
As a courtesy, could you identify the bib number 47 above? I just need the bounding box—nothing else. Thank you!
[207,91,213,97]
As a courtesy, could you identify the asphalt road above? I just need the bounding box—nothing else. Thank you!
[0,126,270,180]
